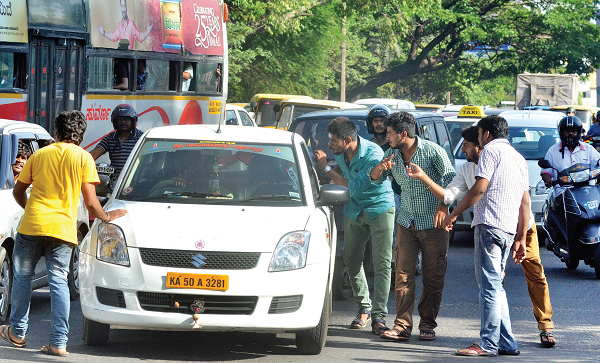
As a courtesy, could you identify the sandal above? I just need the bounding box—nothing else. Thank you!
[0,325,27,348]
[455,343,497,356]
[349,310,371,329]
[540,330,556,348]
[419,329,436,341]
[371,319,390,335]
[380,328,410,341]
[41,344,69,357]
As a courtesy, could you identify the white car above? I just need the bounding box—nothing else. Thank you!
[353,98,415,109]
[452,111,563,230]
[79,125,350,354]
[225,104,256,126]
[0,120,89,322]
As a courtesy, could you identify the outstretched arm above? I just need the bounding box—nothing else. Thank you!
[140,23,153,42]
[405,162,445,201]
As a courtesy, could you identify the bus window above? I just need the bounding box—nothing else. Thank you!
[113,58,130,91]
[182,62,195,92]
[196,63,221,94]
[0,52,26,90]
[143,59,171,92]
[88,56,115,91]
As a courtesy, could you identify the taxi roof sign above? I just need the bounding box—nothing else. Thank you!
[458,105,486,118]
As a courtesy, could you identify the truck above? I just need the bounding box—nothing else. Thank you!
[515,73,579,110]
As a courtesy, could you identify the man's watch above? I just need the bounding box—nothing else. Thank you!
[323,165,332,173]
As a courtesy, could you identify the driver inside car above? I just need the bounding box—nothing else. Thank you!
[12,141,32,182]
[541,115,600,187]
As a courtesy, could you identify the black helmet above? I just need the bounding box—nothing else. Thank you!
[366,105,391,134]
[566,106,576,115]
[111,104,138,129]
[558,115,582,148]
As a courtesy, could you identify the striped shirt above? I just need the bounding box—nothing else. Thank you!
[371,137,456,230]
[473,138,529,234]
[97,128,143,176]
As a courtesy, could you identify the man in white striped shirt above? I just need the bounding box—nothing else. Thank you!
[441,116,529,357]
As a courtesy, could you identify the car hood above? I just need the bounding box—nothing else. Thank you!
[106,200,311,252]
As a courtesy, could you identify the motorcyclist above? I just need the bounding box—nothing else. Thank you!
[366,105,391,151]
[541,115,600,187]
[89,104,143,178]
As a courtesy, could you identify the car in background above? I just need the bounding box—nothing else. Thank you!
[289,108,454,300]
[445,105,488,148]
[274,98,365,130]
[452,111,564,232]
[0,120,89,323]
[249,94,313,128]
[524,105,552,111]
[225,104,256,126]
[353,98,415,110]
[549,105,599,133]
[79,125,350,354]
[415,104,444,113]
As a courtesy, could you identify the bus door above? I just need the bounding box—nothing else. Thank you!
[27,37,85,134]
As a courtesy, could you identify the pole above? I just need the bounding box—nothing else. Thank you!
[340,2,347,102]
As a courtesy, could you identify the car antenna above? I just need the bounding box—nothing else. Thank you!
[217,112,223,133]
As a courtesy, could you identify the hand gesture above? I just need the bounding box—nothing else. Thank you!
[314,150,328,169]
[377,155,395,171]
[106,208,128,222]
[405,162,424,180]
[441,214,457,232]
[434,204,449,228]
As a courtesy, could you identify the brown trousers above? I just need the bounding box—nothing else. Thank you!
[393,222,448,334]
[522,224,554,330]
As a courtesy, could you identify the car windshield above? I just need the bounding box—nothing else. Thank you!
[446,120,476,149]
[117,139,304,206]
[290,117,371,162]
[455,126,559,160]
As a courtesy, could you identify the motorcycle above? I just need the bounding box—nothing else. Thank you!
[538,159,600,278]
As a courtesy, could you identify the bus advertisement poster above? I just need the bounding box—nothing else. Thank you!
[0,0,27,43]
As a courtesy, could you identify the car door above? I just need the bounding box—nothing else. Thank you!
[433,117,455,166]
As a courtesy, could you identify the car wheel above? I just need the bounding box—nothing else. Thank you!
[332,257,352,301]
[82,317,110,346]
[593,244,600,279]
[565,257,579,270]
[68,244,80,301]
[0,247,11,324]
[296,291,329,355]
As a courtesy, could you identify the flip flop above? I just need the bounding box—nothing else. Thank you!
[540,330,556,348]
[41,344,69,357]
[0,325,27,348]
[371,319,390,335]
[380,328,410,341]
[455,343,497,356]
[349,311,371,329]
[419,329,436,341]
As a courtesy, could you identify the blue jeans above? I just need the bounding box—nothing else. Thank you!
[10,233,73,349]
[474,225,518,353]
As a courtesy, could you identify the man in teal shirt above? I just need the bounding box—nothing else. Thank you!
[315,117,395,335]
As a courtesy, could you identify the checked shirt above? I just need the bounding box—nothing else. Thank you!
[370,137,456,230]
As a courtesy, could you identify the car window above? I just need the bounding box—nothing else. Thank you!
[239,110,254,127]
[434,120,455,165]
[419,121,437,143]
[301,142,320,197]
[225,110,238,125]
[118,139,304,206]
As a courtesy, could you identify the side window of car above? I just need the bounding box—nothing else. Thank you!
[225,110,238,125]
[300,142,320,197]
[434,120,455,165]
[419,120,437,144]
[239,111,254,126]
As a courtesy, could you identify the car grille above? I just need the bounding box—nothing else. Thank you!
[96,286,126,308]
[268,295,303,314]
[137,292,258,315]
[138,248,260,270]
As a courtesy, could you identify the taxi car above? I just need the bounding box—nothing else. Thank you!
[274,98,365,130]
[249,93,313,128]
[0,120,89,322]
[452,111,564,230]
[445,105,487,148]
[79,125,350,354]
[549,105,599,132]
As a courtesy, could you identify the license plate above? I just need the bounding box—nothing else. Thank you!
[97,166,115,174]
[166,272,229,291]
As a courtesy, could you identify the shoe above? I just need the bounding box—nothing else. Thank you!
[0,325,26,348]
[419,329,436,341]
[540,330,556,348]
[498,349,520,355]
[380,328,410,341]
[41,344,69,357]
[371,319,390,335]
[455,343,498,356]
[349,310,371,329]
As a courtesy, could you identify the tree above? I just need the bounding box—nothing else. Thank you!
[343,0,600,101]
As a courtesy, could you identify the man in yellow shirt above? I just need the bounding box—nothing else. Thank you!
[0,111,127,356]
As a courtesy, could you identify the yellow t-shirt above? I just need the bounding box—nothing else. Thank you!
[17,142,99,245]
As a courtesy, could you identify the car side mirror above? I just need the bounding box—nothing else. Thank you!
[538,159,552,169]
[250,101,257,112]
[95,174,111,197]
[315,184,350,207]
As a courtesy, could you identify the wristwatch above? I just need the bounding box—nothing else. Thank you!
[323,165,332,173]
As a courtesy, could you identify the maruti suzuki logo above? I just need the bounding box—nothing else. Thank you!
[191,253,207,268]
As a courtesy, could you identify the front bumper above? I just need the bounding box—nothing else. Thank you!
[80,248,329,332]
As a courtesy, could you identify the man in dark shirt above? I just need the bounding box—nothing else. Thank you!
[89,104,142,181]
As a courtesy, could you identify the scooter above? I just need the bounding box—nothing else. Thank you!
[538,159,600,278]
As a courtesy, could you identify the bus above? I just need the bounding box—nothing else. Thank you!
[0,0,228,155]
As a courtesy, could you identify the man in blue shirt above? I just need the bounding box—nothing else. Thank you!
[314,117,395,335]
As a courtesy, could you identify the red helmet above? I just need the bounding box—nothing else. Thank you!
[111,104,138,130]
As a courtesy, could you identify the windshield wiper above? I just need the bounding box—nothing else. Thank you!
[135,192,230,201]
[239,194,301,202]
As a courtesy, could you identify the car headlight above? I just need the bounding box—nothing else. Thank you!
[96,223,130,266]
[570,170,590,183]
[268,231,310,272]
[534,180,548,195]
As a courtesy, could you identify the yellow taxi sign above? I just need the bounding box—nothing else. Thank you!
[458,105,485,118]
